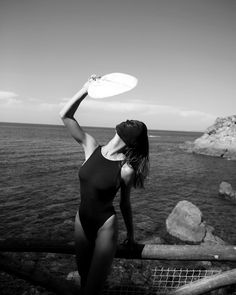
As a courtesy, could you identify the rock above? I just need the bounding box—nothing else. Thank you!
[202,224,226,245]
[205,224,214,234]
[166,201,226,245]
[166,200,206,243]
[195,260,212,268]
[182,115,236,159]
[63,219,74,226]
[66,271,81,287]
[219,181,236,202]
[202,229,226,246]
[142,236,164,244]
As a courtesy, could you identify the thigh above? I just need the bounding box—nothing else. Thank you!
[74,212,94,289]
[74,212,94,263]
[83,215,118,294]
[74,212,90,249]
[97,214,118,246]
[94,214,118,270]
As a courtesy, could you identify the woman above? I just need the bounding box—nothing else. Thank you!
[59,75,149,295]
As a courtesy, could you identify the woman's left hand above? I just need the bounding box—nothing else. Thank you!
[121,236,137,250]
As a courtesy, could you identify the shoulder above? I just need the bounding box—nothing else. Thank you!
[121,162,135,186]
[82,133,99,161]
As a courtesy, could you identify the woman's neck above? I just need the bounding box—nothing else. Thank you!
[102,135,126,160]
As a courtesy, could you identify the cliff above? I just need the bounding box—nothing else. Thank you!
[183,115,236,159]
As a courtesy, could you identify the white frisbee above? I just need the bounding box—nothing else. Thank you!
[88,72,138,99]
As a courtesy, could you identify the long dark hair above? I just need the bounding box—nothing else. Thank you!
[122,136,149,188]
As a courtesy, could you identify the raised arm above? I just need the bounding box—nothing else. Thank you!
[59,76,99,160]
[120,164,135,244]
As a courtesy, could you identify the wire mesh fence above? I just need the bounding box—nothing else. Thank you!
[152,267,222,294]
[103,266,222,295]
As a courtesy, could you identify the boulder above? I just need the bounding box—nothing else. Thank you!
[166,201,227,245]
[182,115,236,159]
[219,181,236,202]
[166,200,206,243]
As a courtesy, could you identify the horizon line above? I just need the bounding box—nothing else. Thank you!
[0,120,204,133]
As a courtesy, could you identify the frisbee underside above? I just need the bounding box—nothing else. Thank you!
[88,73,138,99]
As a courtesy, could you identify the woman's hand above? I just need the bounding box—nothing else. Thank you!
[82,74,101,92]
[121,236,137,250]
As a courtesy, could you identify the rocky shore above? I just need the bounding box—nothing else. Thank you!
[182,115,236,159]
[1,198,234,295]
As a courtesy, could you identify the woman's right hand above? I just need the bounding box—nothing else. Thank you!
[60,74,100,119]
[82,74,101,91]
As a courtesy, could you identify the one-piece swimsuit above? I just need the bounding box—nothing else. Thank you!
[78,145,122,242]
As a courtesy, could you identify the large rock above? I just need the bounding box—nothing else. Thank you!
[219,181,236,202]
[166,201,226,245]
[183,115,236,159]
[166,200,206,243]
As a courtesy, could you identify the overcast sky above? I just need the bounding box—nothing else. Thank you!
[0,0,235,131]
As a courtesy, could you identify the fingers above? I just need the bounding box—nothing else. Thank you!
[88,74,101,82]
[89,74,98,81]
[121,237,136,248]
[82,74,101,92]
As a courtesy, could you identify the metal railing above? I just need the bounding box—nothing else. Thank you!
[1,239,236,295]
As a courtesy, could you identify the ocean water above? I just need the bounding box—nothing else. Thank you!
[0,122,236,245]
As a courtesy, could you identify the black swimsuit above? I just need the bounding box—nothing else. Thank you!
[78,146,122,242]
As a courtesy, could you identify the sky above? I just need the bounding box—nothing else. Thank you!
[0,0,235,131]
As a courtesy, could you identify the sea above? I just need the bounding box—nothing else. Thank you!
[0,122,236,246]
